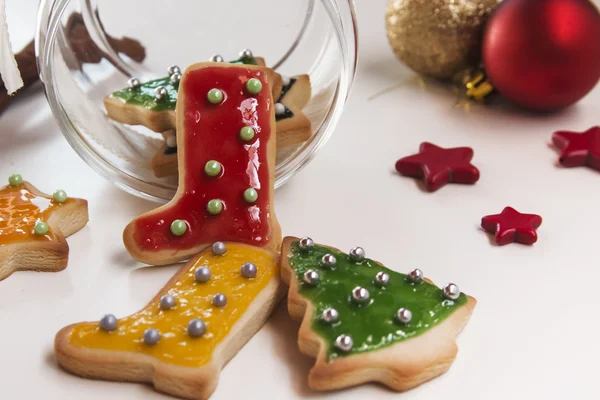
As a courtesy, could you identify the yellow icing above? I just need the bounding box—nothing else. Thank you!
[69,244,278,367]
[0,185,72,245]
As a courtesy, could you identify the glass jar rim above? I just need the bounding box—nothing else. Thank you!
[35,0,359,202]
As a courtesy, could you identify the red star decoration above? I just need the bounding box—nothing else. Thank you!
[394,142,480,191]
[481,207,542,246]
[552,126,600,170]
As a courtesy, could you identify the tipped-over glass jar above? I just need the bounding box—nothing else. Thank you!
[36,0,358,202]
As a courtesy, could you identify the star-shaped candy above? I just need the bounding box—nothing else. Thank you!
[481,207,542,246]
[394,142,480,191]
[552,126,600,170]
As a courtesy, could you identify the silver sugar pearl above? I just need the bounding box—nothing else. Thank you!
[351,286,370,305]
[99,314,118,332]
[209,54,224,62]
[374,271,390,287]
[187,318,206,338]
[143,328,160,346]
[212,293,227,307]
[159,294,176,310]
[281,75,291,87]
[320,254,337,269]
[395,308,412,324]
[212,241,227,255]
[443,283,460,300]
[303,269,320,286]
[167,65,181,75]
[407,268,423,284]
[321,307,339,323]
[349,247,365,262]
[239,48,253,58]
[275,102,286,115]
[241,262,257,278]
[195,266,211,283]
[334,334,353,352]
[154,86,168,100]
[127,77,140,88]
[170,72,181,84]
[298,237,314,251]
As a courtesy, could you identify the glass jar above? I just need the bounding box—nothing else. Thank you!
[36,0,358,202]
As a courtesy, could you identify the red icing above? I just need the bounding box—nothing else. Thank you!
[394,142,480,192]
[552,126,600,170]
[481,207,542,246]
[134,66,273,251]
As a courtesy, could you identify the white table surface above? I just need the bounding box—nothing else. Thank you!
[2,0,600,399]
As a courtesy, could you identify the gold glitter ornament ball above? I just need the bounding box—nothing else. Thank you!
[386,0,499,79]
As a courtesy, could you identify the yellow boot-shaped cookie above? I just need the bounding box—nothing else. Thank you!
[55,243,283,400]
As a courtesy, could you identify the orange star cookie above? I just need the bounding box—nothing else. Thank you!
[0,174,89,281]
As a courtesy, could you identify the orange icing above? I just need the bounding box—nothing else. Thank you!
[0,185,72,245]
[69,244,278,367]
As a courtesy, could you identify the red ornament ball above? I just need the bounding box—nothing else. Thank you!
[482,0,600,111]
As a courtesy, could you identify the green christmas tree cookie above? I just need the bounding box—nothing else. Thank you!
[280,236,477,392]
[103,53,264,133]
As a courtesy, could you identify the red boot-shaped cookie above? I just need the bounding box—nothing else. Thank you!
[123,63,281,265]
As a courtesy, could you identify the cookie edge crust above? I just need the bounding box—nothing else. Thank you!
[104,95,177,133]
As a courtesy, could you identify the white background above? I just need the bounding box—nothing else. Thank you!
[2,0,600,399]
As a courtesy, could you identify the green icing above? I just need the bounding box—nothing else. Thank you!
[288,241,468,361]
[228,54,258,65]
[109,55,258,112]
[111,76,178,112]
